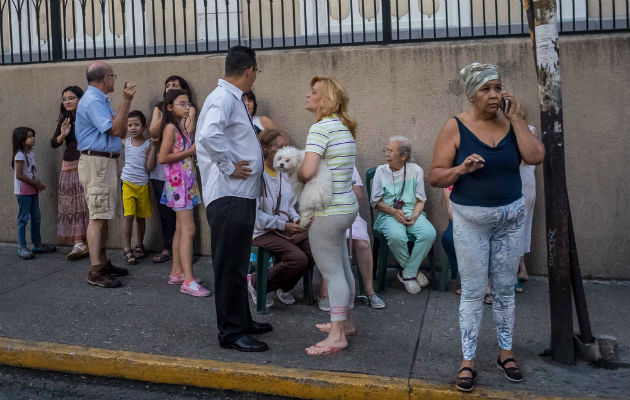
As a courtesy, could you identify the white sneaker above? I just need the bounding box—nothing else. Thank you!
[367,293,386,309]
[318,296,331,311]
[398,271,421,294]
[276,289,296,305]
[247,274,274,308]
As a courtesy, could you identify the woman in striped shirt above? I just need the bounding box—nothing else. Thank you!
[298,76,358,356]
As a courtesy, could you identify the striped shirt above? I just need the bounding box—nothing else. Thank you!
[305,116,359,217]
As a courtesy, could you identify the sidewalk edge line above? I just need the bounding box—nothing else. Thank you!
[0,337,597,400]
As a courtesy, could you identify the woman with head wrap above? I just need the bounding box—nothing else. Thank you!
[429,63,544,392]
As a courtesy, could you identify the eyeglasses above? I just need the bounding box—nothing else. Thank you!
[174,102,193,108]
[106,74,117,79]
[383,149,396,155]
[62,96,78,102]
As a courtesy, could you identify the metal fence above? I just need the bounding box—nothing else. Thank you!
[1,0,628,64]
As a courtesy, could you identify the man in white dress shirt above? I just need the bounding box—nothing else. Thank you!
[196,46,271,352]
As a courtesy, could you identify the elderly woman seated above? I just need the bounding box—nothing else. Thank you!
[370,136,437,294]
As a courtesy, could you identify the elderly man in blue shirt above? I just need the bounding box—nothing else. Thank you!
[76,61,136,288]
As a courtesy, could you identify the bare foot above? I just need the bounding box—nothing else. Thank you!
[316,322,357,336]
[305,336,348,355]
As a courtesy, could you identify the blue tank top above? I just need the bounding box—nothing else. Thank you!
[450,117,522,207]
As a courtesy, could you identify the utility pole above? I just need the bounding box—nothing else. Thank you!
[524,0,578,364]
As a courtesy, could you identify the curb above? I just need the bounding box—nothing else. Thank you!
[0,337,584,400]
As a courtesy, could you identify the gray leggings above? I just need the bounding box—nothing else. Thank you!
[309,212,357,322]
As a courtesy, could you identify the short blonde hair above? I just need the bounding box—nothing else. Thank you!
[310,76,357,138]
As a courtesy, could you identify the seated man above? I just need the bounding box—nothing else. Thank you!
[370,136,437,294]
[248,129,314,307]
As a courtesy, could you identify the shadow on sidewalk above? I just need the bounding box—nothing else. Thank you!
[0,245,628,399]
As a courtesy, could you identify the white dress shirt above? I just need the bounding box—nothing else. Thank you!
[196,79,264,206]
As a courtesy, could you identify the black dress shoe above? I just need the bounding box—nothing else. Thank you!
[248,320,273,335]
[220,335,269,352]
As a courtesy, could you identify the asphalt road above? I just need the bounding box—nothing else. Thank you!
[0,366,296,400]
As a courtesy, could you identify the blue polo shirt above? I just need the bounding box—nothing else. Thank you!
[75,85,121,153]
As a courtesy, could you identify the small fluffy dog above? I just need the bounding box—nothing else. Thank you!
[274,146,332,227]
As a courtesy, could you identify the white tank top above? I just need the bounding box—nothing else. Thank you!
[121,137,150,185]
[252,115,265,132]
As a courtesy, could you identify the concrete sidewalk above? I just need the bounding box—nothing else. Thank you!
[0,245,628,399]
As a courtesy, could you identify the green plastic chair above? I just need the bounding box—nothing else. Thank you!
[365,167,438,293]
[250,246,314,314]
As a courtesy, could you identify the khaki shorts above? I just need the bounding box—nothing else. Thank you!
[78,155,119,220]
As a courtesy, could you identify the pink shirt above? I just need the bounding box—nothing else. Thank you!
[13,151,37,195]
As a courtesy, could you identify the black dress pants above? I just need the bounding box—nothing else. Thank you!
[206,196,256,345]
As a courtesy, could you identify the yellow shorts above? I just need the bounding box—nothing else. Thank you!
[122,181,152,218]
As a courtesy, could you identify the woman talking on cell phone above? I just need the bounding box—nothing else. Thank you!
[429,63,544,392]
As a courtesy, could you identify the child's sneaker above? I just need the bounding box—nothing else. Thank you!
[18,248,34,260]
[168,273,202,285]
[276,288,296,305]
[180,280,211,297]
[247,274,274,308]
[32,244,56,254]
[318,296,331,312]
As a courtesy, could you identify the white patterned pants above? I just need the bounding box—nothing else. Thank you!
[451,197,525,360]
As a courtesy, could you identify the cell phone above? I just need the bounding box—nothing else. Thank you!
[503,99,511,114]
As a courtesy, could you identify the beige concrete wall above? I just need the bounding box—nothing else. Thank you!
[0,33,627,278]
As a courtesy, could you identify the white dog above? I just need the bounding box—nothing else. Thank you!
[274,146,332,228]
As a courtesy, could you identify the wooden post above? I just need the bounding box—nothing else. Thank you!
[524,0,575,364]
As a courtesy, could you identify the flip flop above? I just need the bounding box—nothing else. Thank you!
[305,344,347,356]
[315,323,356,336]
[152,252,172,263]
